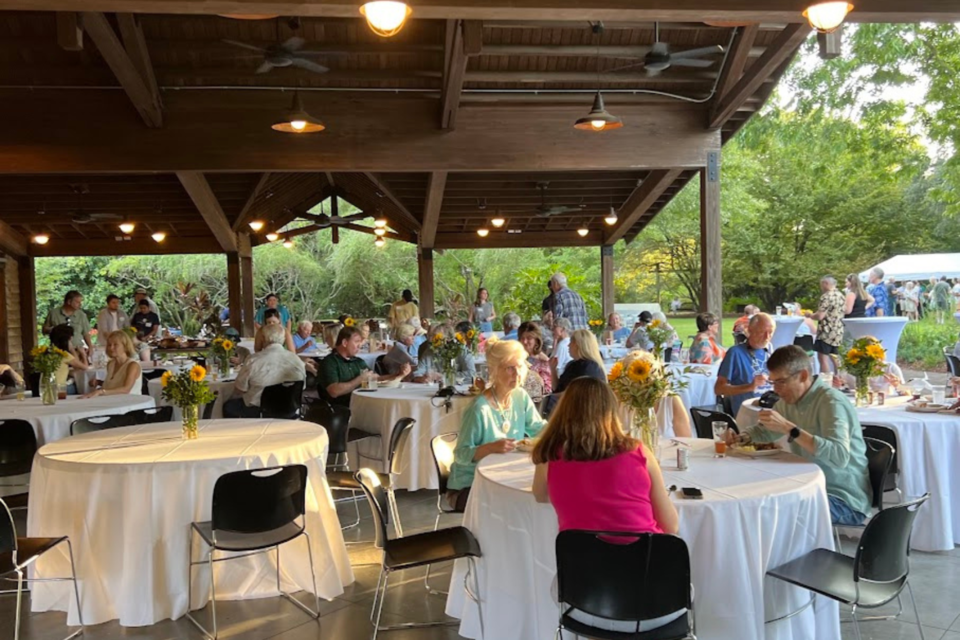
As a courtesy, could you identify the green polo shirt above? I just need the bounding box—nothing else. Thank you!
[746,376,872,517]
[319,351,369,407]
[44,306,91,349]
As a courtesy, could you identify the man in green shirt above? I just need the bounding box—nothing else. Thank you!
[42,290,92,352]
[319,326,410,408]
[730,345,872,525]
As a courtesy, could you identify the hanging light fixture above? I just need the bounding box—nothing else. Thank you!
[803,2,854,33]
[477,227,490,238]
[282,240,294,249]
[33,233,50,245]
[575,92,623,132]
[491,212,506,228]
[119,220,136,234]
[360,1,412,38]
[248,220,265,232]
[151,231,167,243]
[271,92,325,133]
[375,237,386,248]
[374,227,387,236]
[604,206,619,225]
[577,227,590,237]
[374,218,387,228]
[265,232,280,242]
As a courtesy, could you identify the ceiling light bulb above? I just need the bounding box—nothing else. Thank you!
[374,218,387,228]
[360,1,412,38]
[574,92,623,132]
[265,232,279,242]
[577,228,590,237]
[604,207,619,225]
[119,222,135,234]
[374,227,386,236]
[33,234,49,245]
[491,217,505,228]
[590,120,606,131]
[290,120,307,131]
[282,240,294,249]
[375,237,386,248]
[271,92,325,133]
[249,220,265,231]
[151,231,166,243]
[803,2,854,33]
[477,228,490,238]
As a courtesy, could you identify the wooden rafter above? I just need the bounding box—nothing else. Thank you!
[231,172,272,231]
[420,171,448,249]
[435,230,598,249]
[56,12,82,51]
[714,24,759,104]
[29,237,219,256]
[363,173,422,231]
[604,169,683,244]
[175,171,238,252]
[115,14,159,105]
[0,219,28,257]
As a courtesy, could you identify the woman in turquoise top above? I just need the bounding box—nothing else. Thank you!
[447,337,546,510]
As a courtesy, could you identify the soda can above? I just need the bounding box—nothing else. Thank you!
[677,448,689,471]
[867,391,874,405]
[878,392,885,406]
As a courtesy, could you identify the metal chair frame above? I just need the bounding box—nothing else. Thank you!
[0,419,37,511]
[424,432,461,594]
[833,436,894,550]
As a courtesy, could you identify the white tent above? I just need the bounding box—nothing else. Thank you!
[860,253,960,282]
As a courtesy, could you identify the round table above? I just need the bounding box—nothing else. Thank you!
[445,440,839,640]
[842,317,909,364]
[26,419,354,627]
[76,363,185,395]
[147,376,235,419]
[0,395,156,445]
[771,316,804,350]
[348,383,474,490]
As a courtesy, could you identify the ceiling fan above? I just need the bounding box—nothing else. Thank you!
[67,184,121,224]
[518,182,587,218]
[608,22,724,76]
[299,201,369,229]
[222,37,332,74]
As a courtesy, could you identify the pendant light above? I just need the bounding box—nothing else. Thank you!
[374,218,387,228]
[476,227,490,238]
[151,231,167,243]
[265,232,280,242]
[282,240,294,249]
[604,206,619,225]
[577,227,590,237]
[491,209,506,228]
[33,233,50,245]
[575,23,622,132]
[271,92,325,133]
[374,227,387,236]
[248,220,265,232]
[375,237,386,248]
[360,1,412,38]
[119,220,136,234]
[803,2,854,33]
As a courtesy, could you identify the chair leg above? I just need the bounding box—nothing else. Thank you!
[14,569,23,640]
[468,557,484,639]
[372,569,390,640]
[301,531,322,618]
[185,544,218,640]
[850,605,862,640]
[65,539,84,638]
[906,581,926,640]
[423,511,443,593]
[370,563,387,623]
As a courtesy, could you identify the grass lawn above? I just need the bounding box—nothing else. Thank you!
[666,316,700,344]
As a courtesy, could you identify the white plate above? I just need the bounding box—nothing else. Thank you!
[906,403,950,413]
[379,379,401,389]
[731,447,781,458]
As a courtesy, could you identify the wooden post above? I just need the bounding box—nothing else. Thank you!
[0,258,8,364]
[601,245,615,320]
[18,255,37,357]
[226,252,242,333]
[418,247,435,320]
[699,151,723,330]
[238,233,255,337]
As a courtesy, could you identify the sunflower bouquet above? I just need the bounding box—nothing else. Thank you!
[31,344,71,405]
[840,337,887,405]
[161,365,215,439]
[433,332,466,385]
[211,336,236,376]
[608,350,678,451]
[646,319,675,360]
[456,326,480,355]
[588,319,605,339]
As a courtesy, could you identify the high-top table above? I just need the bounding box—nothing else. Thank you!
[771,315,804,350]
[0,394,156,445]
[842,317,909,364]
[446,440,839,640]
[26,419,353,627]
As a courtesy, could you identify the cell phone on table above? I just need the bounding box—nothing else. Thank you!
[681,487,703,500]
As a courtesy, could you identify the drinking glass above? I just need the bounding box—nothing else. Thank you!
[775,305,783,316]
[712,421,728,457]
[933,388,946,405]
[15,381,25,401]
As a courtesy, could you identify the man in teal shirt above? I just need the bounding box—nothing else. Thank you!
[731,345,872,525]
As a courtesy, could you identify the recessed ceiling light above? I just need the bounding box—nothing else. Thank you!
[151,232,166,243]
[33,234,50,245]
[577,227,590,237]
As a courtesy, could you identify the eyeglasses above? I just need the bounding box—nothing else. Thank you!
[769,371,800,386]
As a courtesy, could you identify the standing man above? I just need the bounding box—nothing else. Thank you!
[96,294,130,344]
[254,293,292,332]
[715,312,775,416]
[886,277,899,316]
[43,290,92,352]
[130,288,160,320]
[809,276,846,374]
[549,272,588,331]
[865,268,887,317]
[131,299,161,341]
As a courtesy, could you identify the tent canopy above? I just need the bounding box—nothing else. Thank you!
[860,254,960,282]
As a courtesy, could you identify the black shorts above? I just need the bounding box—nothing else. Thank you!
[813,339,838,355]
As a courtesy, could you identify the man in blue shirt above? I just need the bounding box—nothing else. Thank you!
[715,312,775,415]
[502,312,521,340]
[865,268,887,317]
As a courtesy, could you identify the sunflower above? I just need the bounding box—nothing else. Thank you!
[649,319,662,329]
[221,339,234,352]
[344,317,356,328]
[455,332,466,344]
[865,344,886,361]
[466,329,476,340]
[161,370,173,388]
[608,361,624,381]
[627,359,651,383]
[189,365,206,382]
[432,333,444,347]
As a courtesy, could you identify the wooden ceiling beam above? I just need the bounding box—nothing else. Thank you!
[363,173,422,230]
[0,220,28,257]
[604,169,683,244]
[29,236,221,256]
[175,171,238,252]
[231,172,272,231]
[714,24,759,102]
[115,13,159,105]
[708,24,809,129]
[80,12,162,127]
[440,20,467,130]
[435,230,599,249]
[480,44,765,57]
[56,12,83,51]
[420,171,448,248]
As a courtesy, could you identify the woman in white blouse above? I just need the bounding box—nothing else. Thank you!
[82,330,142,397]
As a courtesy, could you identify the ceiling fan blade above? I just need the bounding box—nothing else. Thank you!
[645,66,663,77]
[282,36,305,52]
[604,60,647,74]
[670,58,716,68]
[670,45,724,60]
[255,60,275,74]
[290,57,330,74]
[342,212,370,223]
[222,39,267,53]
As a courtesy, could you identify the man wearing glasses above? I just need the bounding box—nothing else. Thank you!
[728,345,871,526]
[42,290,93,353]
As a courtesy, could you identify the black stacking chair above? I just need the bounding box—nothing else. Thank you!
[794,335,815,352]
[689,407,739,440]
[768,494,929,640]
[1,496,84,640]
[833,437,894,550]
[354,468,483,640]
[70,414,129,436]
[141,368,167,395]
[123,405,174,425]
[374,355,388,376]
[186,465,319,640]
[0,420,37,511]
[944,350,960,377]
[424,432,460,593]
[202,391,220,420]
[556,531,695,640]
[862,424,902,501]
[259,380,304,420]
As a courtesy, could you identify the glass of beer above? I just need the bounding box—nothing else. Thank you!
[712,421,728,457]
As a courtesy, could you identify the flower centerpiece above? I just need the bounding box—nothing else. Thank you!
[210,336,236,377]
[30,345,70,405]
[840,337,887,406]
[608,350,676,452]
[161,365,215,439]
[588,319,605,340]
[433,332,466,387]
[646,319,675,360]
[458,327,480,355]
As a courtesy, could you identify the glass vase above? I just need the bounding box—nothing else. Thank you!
[218,354,230,378]
[181,404,200,440]
[855,376,870,407]
[630,406,660,455]
[442,359,458,388]
[40,372,58,406]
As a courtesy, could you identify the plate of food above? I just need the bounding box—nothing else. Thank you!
[907,401,951,413]
[731,442,781,457]
[379,378,401,389]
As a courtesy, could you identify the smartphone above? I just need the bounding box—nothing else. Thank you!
[681,487,704,500]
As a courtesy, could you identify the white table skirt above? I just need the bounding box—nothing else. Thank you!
[771,316,804,351]
[348,383,472,490]
[842,317,909,364]
[667,363,719,411]
[147,377,235,419]
[26,419,354,627]
[0,395,157,445]
[446,440,839,640]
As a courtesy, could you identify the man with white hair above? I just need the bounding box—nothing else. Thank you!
[293,320,317,353]
[225,323,305,418]
[548,272,588,330]
[502,312,522,340]
[865,268,887,317]
[715,312,775,416]
[550,317,574,377]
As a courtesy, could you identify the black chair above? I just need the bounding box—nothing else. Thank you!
[141,368,167,395]
[944,350,960,377]
[1,496,84,640]
[202,390,220,420]
[768,494,929,639]
[862,424,901,501]
[834,437,894,548]
[354,468,483,640]
[186,465,319,640]
[689,407,739,440]
[374,355,388,376]
[719,395,735,416]
[424,433,461,593]
[555,531,695,640]
[734,332,748,346]
[259,380,305,420]
[794,335,815,352]
[0,420,37,511]
[70,414,130,436]
[123,405,174,425]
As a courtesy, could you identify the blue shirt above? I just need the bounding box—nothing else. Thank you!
[866,283,887,318]
[254,305,291,326]
[551,287,589,330]
[293,334,316,351]
[503,330,519,341]
[717,344,769,416]
[613,327,631,342]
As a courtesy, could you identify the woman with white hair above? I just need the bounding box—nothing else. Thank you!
[293,320,317,354]
[447,338,546,510]
[382,323,417,376]
[901,281,919,321]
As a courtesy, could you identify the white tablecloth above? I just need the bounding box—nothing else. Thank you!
[0,395,157,445]
[348,383,473,490]
[667,363,719,411]
[446,440,839,640]
[771,316,804,351]
[147,376,235,419]
[842,317,909,364]
[26,419,353,627]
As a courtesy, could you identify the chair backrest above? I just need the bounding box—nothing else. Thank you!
[430,433,457,496]
[70,414,128,436]
[862,436,894,511]
[854,493,928,586]
[793,335,815,352]
[211,464,308,534]
[386,418,416,476]
[556,531,691,623]
[124,405,175,425]
[0,419,38,478]
[202,390,220,420]
[689,407,739,439]
[734,333,748,346]
[374,355,388,376]
[259,380,304,419]
[302,398,352,455]
[355,468,391,549]
[946,354,960,377]
[0,497,17,556]
[141,368,168,395]
[862,424,899,492]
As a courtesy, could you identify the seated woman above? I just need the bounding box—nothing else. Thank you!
[254,308,297,353]
[552,329,606,393]
[49,323,91,395]
[0,364,23,394]
[519,322,552,403]
[83,330,142,397]
[531,377,682,634]
[323,323,343,350]
[382,324,417,376]
[447,338,545,510]
[413,323,475,383]
[689,312,726,364]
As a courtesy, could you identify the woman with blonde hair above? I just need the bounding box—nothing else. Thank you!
[551,329,606,393]
[447,337,545,510]
[322,323,343,350]
[82,330,142,397]
[844,274,874,318]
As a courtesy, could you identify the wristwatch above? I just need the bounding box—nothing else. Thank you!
[788,426,801,442]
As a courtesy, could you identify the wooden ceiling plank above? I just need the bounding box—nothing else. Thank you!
[56,12,83,51]
[363,173,423,230]
[175,171,238,252]
[29,236,222,257]
[0,220,28,257]
[435,229,598,249]
[231,172,272,231]
[604,169,682,244]
[714,24,758,103]
[420,171,448,248]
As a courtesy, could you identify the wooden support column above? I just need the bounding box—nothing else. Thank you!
[601,245,615,320]
[699,151,722,327]
[226,252,242,333]
[238,234,255,337]
[418,247,435,320]
[18,255,37,357]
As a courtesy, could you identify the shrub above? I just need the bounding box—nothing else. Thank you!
[896,317,958,371]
